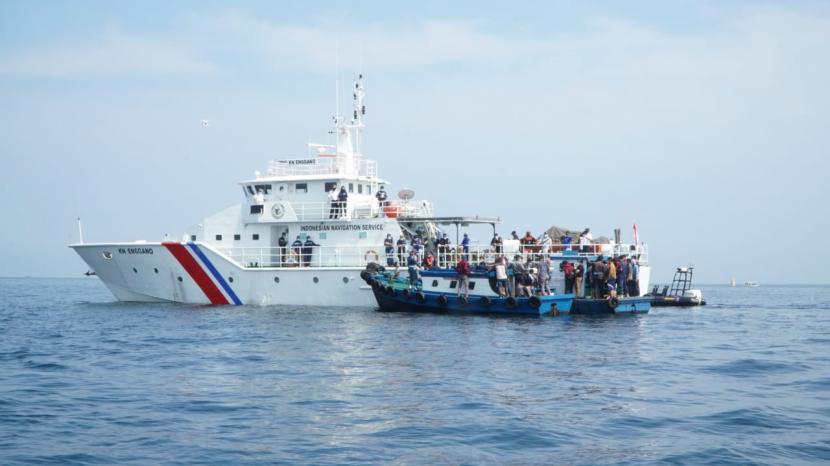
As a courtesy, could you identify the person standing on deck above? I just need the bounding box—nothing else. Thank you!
[278,232,288,266]
[406,251,420,291]
[591,256,607,299]
[461,233,470,254]
[494,256,509,297]
[384,234,395,266]
[618,255,629,296]
[437,233,450,267]
[491,233,503,254]
[396,236,407,265]
[561,260,575,294]
[327,186,338,219]
[456,255,470,299]
[253,188,265,206]
[375,185,388,216]
[302,236,320,267]
[337,186,348,218]
[628,257,640,297]
[411,235,423,261]
[538,255,552,295]
[607,257,618,295]
[574,261,585,298]
[291,236,303,266]
[579,228,592,253]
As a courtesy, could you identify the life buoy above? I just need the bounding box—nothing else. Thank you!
[437,295,448,307]
[506,297,518,309]
[528,296,541,309]
[416,292,427,303]
[609,297,619,310]
[479,296,491,308]
[364,250,380,262]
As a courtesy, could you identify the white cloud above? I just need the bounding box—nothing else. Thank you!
[0,33,216,78]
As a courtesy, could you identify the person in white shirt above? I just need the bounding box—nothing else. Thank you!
[327,186,338,219]
[253,189,265,205]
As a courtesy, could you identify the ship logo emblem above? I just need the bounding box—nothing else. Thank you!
[271,203,285,219]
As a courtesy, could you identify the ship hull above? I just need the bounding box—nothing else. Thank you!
[71,242,375,306]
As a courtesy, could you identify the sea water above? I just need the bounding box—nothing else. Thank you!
[1,278,829,465]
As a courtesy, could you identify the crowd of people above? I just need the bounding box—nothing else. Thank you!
[386,228,640,300]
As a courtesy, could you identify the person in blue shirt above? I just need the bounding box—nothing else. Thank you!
[410,235,422,260]
[375,185,388,216]
[303,236,320,267]
[461,233,470,254]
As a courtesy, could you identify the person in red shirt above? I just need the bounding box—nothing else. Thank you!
[456,255,470,299]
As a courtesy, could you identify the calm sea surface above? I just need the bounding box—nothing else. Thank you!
[1,278,829,465]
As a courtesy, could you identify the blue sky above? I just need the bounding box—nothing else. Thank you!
[1,1,829,284]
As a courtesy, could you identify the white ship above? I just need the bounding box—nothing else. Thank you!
[70,76,651,306]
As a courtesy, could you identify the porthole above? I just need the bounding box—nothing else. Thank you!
[228,277,234,283]
[154,268,159,274]
[177,276,183,282]
[133,268,138,274]
[274,276,280,284]
[313,277,319,283]
[102,251,113,260]
[342,276,350,284]
[190,235,197,241]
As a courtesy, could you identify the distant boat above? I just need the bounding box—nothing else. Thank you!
[730,277,736,287]
[744,281,760,287]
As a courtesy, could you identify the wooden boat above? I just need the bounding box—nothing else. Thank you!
[363,267,573,316]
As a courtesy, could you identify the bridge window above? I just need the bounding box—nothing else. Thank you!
[234,234,241,241]
[324,181,337,192]
[295,183,308,193]
[254,184,272,194]
[252,234,260,240]
[215,234,222,241]
[431,280,439,287]
[358,184,363,194]
[246,186,255,195]
[348,183,354,193]
[367,185,372,195]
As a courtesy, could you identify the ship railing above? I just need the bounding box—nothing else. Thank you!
[215,245,389,269]
[426,243,648,268]
[214,242,646,269]
[267,199,434,221]
[266,157,378,178]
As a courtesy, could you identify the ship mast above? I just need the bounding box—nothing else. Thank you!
[332,74,366,176]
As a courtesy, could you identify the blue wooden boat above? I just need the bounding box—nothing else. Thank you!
[571,297,650,315]
[363,268,573,316]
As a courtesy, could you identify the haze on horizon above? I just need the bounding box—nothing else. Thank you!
[1,0,828,285]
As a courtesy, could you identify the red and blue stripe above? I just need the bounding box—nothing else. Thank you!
[162,242,242,305]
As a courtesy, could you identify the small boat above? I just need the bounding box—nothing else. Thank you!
[572,297,651,314]
[362,266,573,316]
[647,267,706,307]
[744,281,760,287]
[730,277,736,287]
